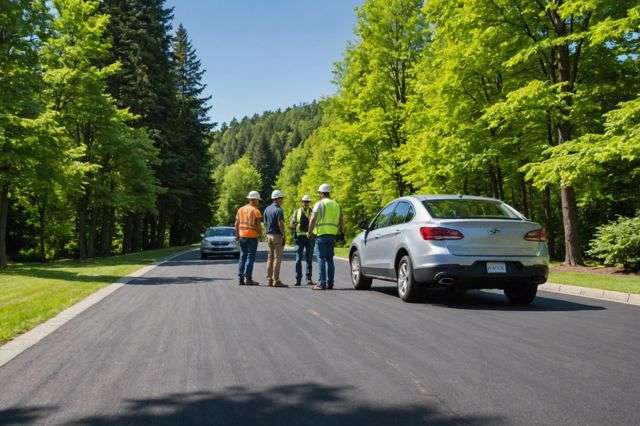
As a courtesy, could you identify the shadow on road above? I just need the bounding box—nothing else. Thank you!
[369,286,606,312]
[126,276,232,286]
[160,249,296,267]
[0,406,56,426]
[0,383,503,426]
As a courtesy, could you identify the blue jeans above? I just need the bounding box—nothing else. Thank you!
[238,238,258,279]
[295,235,314,281]
[315,235,336,287]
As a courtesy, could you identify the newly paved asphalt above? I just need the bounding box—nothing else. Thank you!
[1,247,639,425]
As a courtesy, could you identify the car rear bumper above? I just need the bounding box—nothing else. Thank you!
[414,261,549,289]
[201,247,239,255]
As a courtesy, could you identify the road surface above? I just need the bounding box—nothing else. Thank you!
[1,247,639,425]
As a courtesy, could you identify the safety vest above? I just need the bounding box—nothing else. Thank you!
[236,204,261,238]
[316,198,341,236]
[294,207,312,233]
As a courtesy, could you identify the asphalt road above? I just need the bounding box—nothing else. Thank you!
[1,247,639,425]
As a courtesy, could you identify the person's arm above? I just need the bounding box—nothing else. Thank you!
[277,208,285,237]
[289,210,297,230]
[307,213,317,238]
[256,211,263,239]
[339,210,345,235]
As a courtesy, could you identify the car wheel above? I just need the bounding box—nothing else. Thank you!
[350,251,372,290]
[397,255,421,302]
[504,283,537,305]
[200,252,207,260]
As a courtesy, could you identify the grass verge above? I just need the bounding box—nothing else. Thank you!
[334,246,349,259]
[0,246,192,344]
[549,269,640,294]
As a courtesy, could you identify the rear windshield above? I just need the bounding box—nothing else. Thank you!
[205,228,236,237]
[423,199,520,220]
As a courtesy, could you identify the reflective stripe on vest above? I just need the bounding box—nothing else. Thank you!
[316,199,340,236]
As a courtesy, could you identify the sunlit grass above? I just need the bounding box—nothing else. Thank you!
[0,246,192,344]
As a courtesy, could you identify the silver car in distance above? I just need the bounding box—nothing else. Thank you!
[349,195,549,304]
[200,226,240,259]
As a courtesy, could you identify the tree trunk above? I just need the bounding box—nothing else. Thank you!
[543,187,556,259]
[87,206,98,258]
[560,185,583,266]
[0,186,9,267]
[122,214,133,254]
[99,208,114,257]
[77,197,88,259]
[38,194,47,262]
[519,173,530,218]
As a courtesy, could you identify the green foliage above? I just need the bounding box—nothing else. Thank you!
[587,214,640,271]
[209,103,322,198]
[215,157,263,226]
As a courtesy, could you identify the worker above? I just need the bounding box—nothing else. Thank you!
[290,194,314,286]
[263,189,287,287]
[235,191,262,286]
[307,183,344,290]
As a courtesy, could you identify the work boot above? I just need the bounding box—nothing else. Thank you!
[306,279,315,286]
[267,279,274,287]
[238,278,245,286]
[295,279,301,287]
[272,280,288,288]
[245,279,259,286]
[327,283,334,290]
[312,284,326,291]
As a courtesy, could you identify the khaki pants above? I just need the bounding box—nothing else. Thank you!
[266,234,284,282]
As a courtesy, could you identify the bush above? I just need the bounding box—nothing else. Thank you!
[587,213,640,271]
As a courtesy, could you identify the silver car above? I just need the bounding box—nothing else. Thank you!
[200,226,240,259]
[349,195,549,304]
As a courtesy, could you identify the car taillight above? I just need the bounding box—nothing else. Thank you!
[524,228,547,242]
[420,226,464,240]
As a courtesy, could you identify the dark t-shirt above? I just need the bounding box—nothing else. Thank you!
[263,203,285,235]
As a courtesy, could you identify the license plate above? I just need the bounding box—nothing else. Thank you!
[486,262,506,273]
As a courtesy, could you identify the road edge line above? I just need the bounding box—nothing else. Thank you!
[0,248,196,369]
[333,256,638,307]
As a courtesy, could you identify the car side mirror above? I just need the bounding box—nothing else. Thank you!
[357,219,370,230]
[200,233,204,238]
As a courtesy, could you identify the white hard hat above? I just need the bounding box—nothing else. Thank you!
[247,191,261,200]
[271,189,284,199]
[301,194,311,202]
[318,183,331,193]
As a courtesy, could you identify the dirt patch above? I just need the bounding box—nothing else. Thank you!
[551,264,640,276]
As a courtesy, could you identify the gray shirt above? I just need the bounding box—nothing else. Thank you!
[263,203,284,235]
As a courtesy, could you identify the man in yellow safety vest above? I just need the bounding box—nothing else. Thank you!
[307,183,344,290]
[290,194,314,286]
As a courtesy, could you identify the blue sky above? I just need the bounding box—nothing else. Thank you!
[166,0,363,126]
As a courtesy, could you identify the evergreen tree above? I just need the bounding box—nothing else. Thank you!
[101,0,177,251]
[169,24,214,244]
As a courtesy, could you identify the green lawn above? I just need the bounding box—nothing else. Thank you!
[334,246,350,259]
[0,246,192,344]
[549,269,640,294]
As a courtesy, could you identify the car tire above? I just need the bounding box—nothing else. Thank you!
[200,252,207,260]
[504,283,537,305]
[397,255,421,302]
[350,251,372,290]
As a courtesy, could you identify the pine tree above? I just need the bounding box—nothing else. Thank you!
[101,0,177,251]
[169,24,214,244]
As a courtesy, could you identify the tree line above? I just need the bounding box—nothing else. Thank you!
[275,0,639,265]
[0,0,212,266]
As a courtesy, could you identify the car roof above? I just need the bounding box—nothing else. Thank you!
[409,194,502,203]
